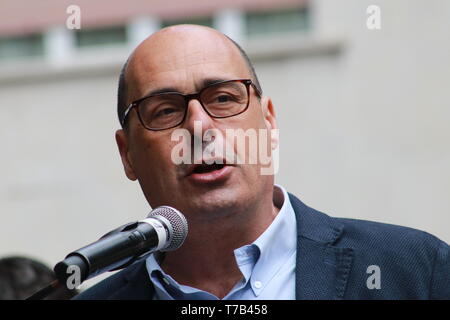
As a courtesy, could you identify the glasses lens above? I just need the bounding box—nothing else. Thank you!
[139,94,186,129]
[201,81,248,117]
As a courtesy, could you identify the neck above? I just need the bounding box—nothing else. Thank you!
[160,187,280,298]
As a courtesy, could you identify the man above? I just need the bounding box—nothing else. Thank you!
[75,25,449,300]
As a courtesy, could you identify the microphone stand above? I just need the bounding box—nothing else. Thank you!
[25,280,62,300]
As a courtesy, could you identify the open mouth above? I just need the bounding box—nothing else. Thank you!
[185,160,232,183]
[191,163,226,174]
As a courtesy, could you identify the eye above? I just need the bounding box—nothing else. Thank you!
[218,95,229,102]
[154,107,179,118]
[214,94,235,103]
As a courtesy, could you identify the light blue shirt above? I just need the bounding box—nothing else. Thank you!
[145,185,297,300]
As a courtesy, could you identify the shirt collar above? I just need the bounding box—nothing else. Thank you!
[244,184,297,296]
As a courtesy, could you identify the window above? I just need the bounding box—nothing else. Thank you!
[0,33,44,59]
[245,7,310,36]
[75,26,127,48]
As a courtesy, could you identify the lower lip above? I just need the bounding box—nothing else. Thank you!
[186,165,233,184]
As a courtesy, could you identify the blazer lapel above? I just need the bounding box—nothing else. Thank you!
[289,193,354,300]
[109,259,155,300]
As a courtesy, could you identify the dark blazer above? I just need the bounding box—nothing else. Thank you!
[74,193,450,300]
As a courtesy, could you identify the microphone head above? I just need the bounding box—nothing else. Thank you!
[147,206,188,251]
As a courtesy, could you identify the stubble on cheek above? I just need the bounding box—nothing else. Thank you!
[128,130,180,206]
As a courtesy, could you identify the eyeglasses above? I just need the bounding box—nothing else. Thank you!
[121,79,261,131]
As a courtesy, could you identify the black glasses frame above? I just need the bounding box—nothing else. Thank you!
[121,79,261,131]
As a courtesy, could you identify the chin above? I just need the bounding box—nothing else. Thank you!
[183,187,246,221]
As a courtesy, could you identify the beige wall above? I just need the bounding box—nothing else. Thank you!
[0,0,449,288]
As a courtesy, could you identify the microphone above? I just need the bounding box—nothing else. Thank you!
[53,206,188,287]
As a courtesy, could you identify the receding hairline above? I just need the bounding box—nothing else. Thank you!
[117,26,262,127]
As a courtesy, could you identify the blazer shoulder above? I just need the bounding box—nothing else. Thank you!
[335,215,446,253]
[288,192,442,250]
[334,216,450,299]
[289,192,450,298]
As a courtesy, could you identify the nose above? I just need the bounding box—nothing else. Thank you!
[181,98,216,136]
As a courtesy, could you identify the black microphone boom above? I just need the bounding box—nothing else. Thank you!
[53,206,188,287]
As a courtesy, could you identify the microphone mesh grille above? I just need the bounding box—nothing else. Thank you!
[147,206,188,251]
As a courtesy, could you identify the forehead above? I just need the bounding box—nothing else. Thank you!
[126,26,249,96]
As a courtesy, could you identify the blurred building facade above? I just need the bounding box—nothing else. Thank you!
[1,0,449,288]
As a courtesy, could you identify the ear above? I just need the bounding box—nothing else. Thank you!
[260,96,279,150]
[115,129,137,181]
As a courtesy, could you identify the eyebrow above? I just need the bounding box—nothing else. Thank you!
[140,77,233,98]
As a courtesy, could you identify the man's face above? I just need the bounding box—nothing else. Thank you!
[116,26,277,222]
